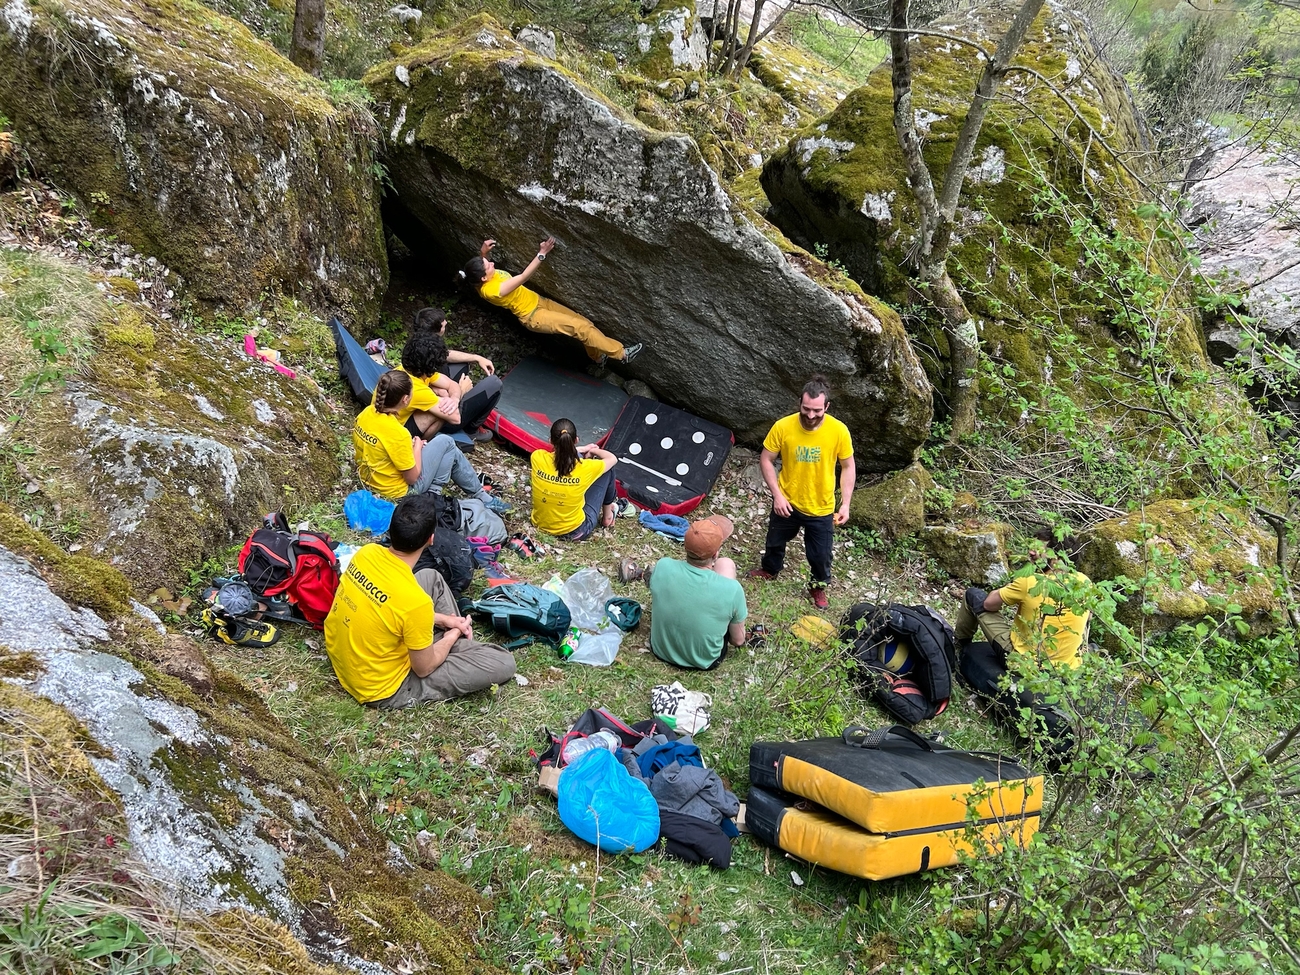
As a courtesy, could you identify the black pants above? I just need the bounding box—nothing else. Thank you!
[761,507,834,584]
[407,375,503,436]
[959,641,1075,766]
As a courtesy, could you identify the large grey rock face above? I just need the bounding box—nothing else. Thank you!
[366,16,933,469]
[0,0,387,319]
[1188,144,1300,345]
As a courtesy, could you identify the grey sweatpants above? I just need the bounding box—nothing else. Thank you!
[411,434,487,498]
[374,569,516,707]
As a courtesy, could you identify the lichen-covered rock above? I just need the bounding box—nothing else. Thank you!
[760,0,1205,395]
[1080,499,1280,635]
[8,249,342,594]
[0,0,387,319]
[633,4,707,77]
[922,522,1010,587]
[0,533,500,974]
[849,462,934,538]
[367,15,933,468]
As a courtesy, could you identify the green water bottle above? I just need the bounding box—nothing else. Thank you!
[559,627,581,660]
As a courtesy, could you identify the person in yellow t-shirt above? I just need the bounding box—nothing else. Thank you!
[390,323,497,445]
[324,493,515,707]
[748,376,855,609]
[953,534,1092,766]
[354,370,512,515]
[530,418,618,540]
[458,237,643,364]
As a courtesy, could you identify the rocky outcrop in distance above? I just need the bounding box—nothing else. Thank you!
[367,16,933,469]
[0,0,388,319]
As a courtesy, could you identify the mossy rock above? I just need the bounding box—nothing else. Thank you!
[0,0,387,320]
[921,522,1011,587]
[1081,499,1281,635]
[1,249,342,595]
[848,461,934,539]
[760,0,1205,403]
[0,531,499,973]
[631,4,707,80]
[365,14,933,468]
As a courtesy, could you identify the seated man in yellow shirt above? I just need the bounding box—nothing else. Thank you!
[953,535,1091,764]
[324,493,515,708]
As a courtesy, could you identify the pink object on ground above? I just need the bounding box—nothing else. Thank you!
[243,334,296,378]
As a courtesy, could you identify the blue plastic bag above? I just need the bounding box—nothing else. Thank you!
[557,748,660,853]
[344,489,395,534]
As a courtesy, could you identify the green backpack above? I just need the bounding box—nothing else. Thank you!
[461,584,572,647]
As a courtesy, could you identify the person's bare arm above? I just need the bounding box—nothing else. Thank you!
[759,447,791,517]
[834,455,856,526]
[446,349,495,375]
[580,444,619,473]
[430,374,461,399]
[498,237,556,297]
[408,630,456,677]
[402,438,424,485]
[983,590,1004,613]
[727,620,747,646]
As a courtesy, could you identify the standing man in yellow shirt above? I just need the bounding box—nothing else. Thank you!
[458,237,643,364]
[324,493,515,708]
[748,376,855,609]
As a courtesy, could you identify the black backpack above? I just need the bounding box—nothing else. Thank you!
[840,602,957,726]
[412,529,475,597]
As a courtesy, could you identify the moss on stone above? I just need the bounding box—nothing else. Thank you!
[0,505,134,619]
[1081,498,1280,633]
[849,462,934,538]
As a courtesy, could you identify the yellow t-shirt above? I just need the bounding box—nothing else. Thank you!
[762,413,854,517]
[324,544,435,703]
[353,406,414,501]
[371,369,440,425]
[997,572,1090,668]
[480,269,540,319]
[530,450,605,536]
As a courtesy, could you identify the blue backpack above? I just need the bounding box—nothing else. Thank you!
[462,583,572,647]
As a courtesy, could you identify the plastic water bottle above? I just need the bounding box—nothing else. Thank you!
[561,731,621,765]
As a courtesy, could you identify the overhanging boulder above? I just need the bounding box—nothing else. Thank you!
[365,15,932,469]
[0,0,387,319]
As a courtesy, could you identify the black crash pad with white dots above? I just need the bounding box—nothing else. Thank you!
[605,397,733,515]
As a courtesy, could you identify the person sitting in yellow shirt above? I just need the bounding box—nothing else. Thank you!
[458,236,643,364]
[530,418,618,541]
[954,534,1092,766]
[394,324,499,444]
[747,376,855,609]
[324,493,515,707]
[354,370,511,514]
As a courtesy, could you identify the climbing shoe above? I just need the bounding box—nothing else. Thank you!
[483,493,513,515]
[622,342,644,364]
[201,607,280,647]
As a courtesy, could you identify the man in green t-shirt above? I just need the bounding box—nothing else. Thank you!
[640,515,748,670]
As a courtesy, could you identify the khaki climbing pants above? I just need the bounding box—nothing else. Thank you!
[374,569,516,707]
[952,602,1015,655]
[524,297,625,361]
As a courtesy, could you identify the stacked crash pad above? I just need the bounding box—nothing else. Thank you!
[747,727,1041,880]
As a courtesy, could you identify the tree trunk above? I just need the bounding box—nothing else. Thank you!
[290,0,326,78]
[887,0,1045,440]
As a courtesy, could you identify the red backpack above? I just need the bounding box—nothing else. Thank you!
[237,523,340,629]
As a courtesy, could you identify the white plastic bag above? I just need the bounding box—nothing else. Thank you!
[561,568,615,631]
[569,625,622,667]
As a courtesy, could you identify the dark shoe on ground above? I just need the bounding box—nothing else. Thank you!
[809,586,829,609]
[618,557,644,583]
[747,623,768,648]
[747,568,776,581]
[622,342,644,363]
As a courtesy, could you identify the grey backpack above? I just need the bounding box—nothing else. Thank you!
[459,498,507,544]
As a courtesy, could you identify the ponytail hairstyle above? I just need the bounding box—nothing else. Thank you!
[374,369,413,414]
[550,418,580,477]
[458,256,488,288]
